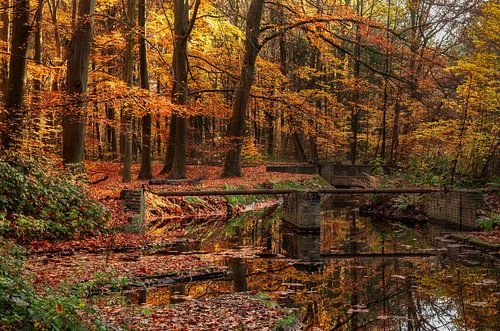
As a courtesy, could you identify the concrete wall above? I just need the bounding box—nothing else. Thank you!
[425,190,484,230]
[319,163,372,188]
[120,188,145,233]
[319,163,372,178]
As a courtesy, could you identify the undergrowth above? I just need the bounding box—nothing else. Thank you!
[0,159,108,241]
[0,239,107,330]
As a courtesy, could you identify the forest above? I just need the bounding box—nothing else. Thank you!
[0,0,499,330]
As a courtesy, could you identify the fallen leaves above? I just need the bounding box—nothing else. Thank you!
[99,293,291,330]
[26,248,227,289]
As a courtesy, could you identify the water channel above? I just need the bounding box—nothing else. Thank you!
[133,197,500,330]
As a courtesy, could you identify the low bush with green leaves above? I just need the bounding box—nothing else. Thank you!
[0,160,108,241]
[0,240,106,330]
[403,156,450,186]
[476,211,500,231]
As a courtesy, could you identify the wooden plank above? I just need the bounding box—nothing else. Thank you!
[150,188,442,197]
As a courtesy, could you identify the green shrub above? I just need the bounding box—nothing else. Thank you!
[477,212,500,231]
[222,184,259,206]
[0,240,106,330]
[275,314,298,330]
[0,160,108,241]
[403,156,450,186]
[370,155,385,175]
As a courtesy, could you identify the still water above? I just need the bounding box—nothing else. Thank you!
[137,199,499,330]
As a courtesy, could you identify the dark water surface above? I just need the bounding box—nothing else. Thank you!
[137,198,500,330]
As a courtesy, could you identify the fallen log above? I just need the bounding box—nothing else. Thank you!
[90,175,110,185]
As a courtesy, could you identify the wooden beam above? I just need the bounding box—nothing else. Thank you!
[149,188,442,197]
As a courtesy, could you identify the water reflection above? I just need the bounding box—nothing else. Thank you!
[229,258,248,292]
[135,205,500,330]
[282,228,321,261]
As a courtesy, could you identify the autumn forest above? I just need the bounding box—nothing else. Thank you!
[0,0,499,329]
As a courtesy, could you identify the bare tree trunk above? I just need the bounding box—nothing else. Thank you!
[380,0,392,162]
[350,0,363,165]
[1,0,29,150]
[266,112,274,156]
[170,115,187,178]
[33,0,44,95]
[106,103,117,158]
[138,0,153,179]
[155,117,161,156]
[71,0,77,30]
[0,0,10,92]
[291,132,307,162]
[30,0,44,147]
[389,98,400,164]
[161,114,176,174]
[121,0,136,182]
[62,0,95,168]
[168,0,192,179]
[47,0,62,92]
[223,0,265,176]
[169,0,201,178]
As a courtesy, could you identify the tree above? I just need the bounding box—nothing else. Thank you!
[448,1,499,180]
[138,0,153,179]
[1,0,29,150]
[223,0,265,177]
[33,0,44,95]
[0,0,10,90]
[168,0,200,179]
[122,0,137,182]
[62,0,95,167]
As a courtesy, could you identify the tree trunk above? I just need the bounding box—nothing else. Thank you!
[0,0,11,91]
[121,0,136,182]
[380,0,392,162]
[62,0,95,167]
[138,0,153,179]
[33,0,43,94]
[155,117,161,156]
[291,132,307,162]
[389,98,400,164]
[106,103,117,159]
[1,0,30,150]
[169,0,190,179]
[32,0,43,141]
[48,0,62,91]
[350,0,363,165]
[161,114,176,174]
[170,115,187,178]
[223,0,265,177]
[266,112,274,156]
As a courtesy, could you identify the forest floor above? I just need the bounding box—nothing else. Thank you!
[24,161,315,329]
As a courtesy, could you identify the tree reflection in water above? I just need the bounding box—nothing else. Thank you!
[142,206,499,330]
